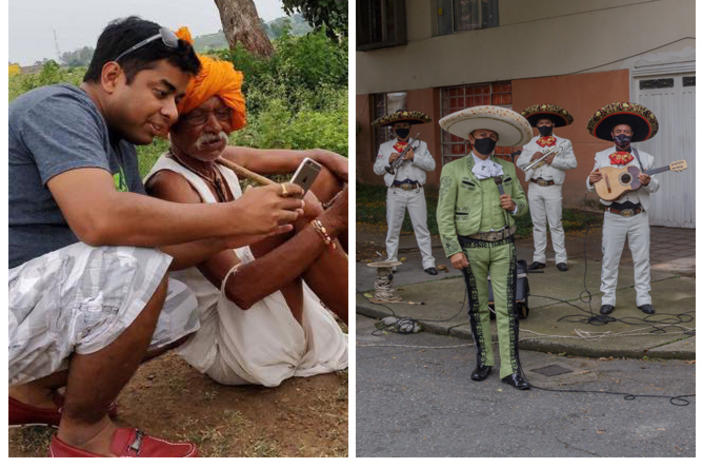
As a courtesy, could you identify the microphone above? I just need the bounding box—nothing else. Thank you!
[493,176,505,195]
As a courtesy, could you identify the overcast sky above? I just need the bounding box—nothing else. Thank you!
[9,0,286,65]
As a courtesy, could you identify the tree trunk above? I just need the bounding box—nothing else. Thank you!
[214,0,274,57]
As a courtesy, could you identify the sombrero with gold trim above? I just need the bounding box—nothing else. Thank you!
[371,109,431,127]
[587,101,658,142]
[521,104,573,127]
[439,105,532,147]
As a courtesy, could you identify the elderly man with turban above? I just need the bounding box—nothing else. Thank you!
[145,28,348,387]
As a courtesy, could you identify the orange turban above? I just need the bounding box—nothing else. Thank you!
[175,27,246,131]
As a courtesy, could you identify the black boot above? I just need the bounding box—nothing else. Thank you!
[501,371,530,390]
[471,364,492,381]
[463,269,491,383]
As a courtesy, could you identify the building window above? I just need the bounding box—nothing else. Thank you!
[639,78,674,89]
[371,94,393,158]
[434,0,499,36]
[357,0,407,51]
[439,81,515,165]
[683,76,695,87]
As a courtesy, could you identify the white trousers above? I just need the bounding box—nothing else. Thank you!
[528,182,567,264]
[600,211,652,307]
[385,187,435,269]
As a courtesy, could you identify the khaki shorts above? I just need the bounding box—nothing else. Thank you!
[9,242,199,385]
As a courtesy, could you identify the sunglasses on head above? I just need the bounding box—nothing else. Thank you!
[114,27,179,62]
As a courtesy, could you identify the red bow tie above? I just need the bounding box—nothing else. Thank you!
[536,136,556,147]
[609,151,634,165]
[393,141,408,153]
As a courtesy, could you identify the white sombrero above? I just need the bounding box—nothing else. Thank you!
[439,105,533,147]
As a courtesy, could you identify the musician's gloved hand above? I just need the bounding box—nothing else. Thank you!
[389,152,400,163]
[450,252,470,270]
[499,194,516,211]
[531,151,544,162]
[638,173,651,186]
[589,169,602,184]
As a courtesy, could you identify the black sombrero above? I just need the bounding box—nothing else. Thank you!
[587,101,658,142]
[521,104,573,127]
[371,109,432,127]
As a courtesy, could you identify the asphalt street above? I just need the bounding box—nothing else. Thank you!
[356,314,696,457]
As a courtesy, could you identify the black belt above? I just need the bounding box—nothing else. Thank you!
[392,179,421,190]
[529,178,555,186]
[607,205,643,216]
[458,225,517,243]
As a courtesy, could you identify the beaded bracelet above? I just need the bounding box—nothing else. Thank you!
[311,219,336,250]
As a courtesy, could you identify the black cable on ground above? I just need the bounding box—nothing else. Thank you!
[529,383,695,407]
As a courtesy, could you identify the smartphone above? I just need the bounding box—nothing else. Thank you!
[289,158,322,196]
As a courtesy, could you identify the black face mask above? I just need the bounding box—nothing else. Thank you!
[473,137,497,155]
[537,125,553,136]
[613,134,632,147]
[396,128,410,139]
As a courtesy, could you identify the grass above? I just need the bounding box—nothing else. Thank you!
[356,183,602,238]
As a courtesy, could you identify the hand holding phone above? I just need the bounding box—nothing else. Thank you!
[289,158,322,197]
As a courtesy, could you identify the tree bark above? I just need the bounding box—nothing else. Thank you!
[214,0,274,57]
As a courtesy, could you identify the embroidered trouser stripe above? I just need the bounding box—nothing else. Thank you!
[460,238,522,379]
[461,268,487,368]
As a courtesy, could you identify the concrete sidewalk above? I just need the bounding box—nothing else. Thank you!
[356,225,695,359]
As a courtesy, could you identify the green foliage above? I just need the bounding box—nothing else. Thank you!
[9,61,86,101]
[282,0,348,40]
[10,30,348,178]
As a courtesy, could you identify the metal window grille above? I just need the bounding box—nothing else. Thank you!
[371,93,394,160]
[434,0,499,36]
[439,81,515,165]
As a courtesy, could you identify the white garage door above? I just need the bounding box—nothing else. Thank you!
[634,74,695,228]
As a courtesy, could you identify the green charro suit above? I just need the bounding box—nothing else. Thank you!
[436,153,528,379]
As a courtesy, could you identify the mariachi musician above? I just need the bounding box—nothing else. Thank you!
[586,102,660,316]
[436,105,531,390]
[517,104,577,272]
[372,110,437,275]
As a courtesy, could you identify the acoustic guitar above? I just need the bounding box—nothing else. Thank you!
[594,160,687,201]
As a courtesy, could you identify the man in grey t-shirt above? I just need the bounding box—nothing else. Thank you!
[9,17,304,457]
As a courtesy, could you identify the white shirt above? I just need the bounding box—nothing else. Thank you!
[516,134,577,184]
[373,137,435,187]
[471,152,504,179]
[471,152,518,215]
[585,145,660,210]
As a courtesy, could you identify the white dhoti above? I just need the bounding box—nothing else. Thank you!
[527,182,567,264]
[600,211,652,306]
[174,261,348,387]
[385,187,436,269]
[145,155,347,388]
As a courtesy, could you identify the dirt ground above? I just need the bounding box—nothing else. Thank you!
[9,351,348,457]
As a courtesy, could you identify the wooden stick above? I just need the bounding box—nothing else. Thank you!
[216,157,274,186]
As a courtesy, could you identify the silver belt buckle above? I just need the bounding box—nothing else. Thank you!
[620,208,634,217]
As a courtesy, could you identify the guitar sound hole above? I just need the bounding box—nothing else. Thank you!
[620,173,631,184]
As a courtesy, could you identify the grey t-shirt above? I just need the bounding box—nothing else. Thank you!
[9,84,145,268]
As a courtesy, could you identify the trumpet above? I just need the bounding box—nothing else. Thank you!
[385,132,421,175]
[523,141,571,172]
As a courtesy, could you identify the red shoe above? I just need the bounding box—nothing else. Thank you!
[49,428,198,457]
[9,395,118,428]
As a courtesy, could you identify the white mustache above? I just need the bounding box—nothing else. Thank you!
[195,131,228,150]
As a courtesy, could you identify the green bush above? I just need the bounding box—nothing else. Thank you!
[10,30,348,177]
[9,61,86,101]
